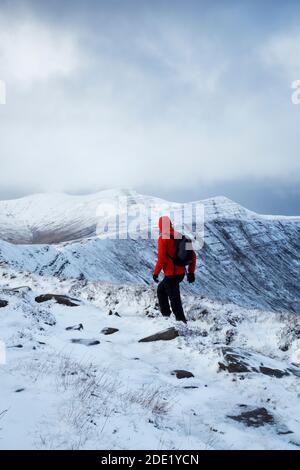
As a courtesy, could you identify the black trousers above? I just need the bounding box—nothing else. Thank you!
[157,274,187,323]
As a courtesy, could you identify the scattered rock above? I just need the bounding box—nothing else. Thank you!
[35,294,80,307]
[277,428,293,435]
[225,329,235,345]
[219,347,292,378]
[259,366,289,378]
[200,308,209,317]
[71,339,100,346]
[0,299,8,308]
[44,320,56,327]
[66,323,84,331]
[139,327,179,343]
[289,368,300,378]
[228,407,274,428]
[145,311,158,318]
[101,327,119,335]
[227,316,241,327]
[172,370,194,379]
[289,440,300,448]
[109,310,121,317]
[199,330,208,337]
[219,348,252,373]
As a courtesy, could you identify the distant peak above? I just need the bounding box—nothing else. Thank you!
[202,195,237,204]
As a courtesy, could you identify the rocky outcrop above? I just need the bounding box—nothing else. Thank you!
[172,370,194,379]
[219,348,253,373]
[66,323,84,331]
[35,294,80,307]
[219,347,297,378]
[259,366,289,378]
[71,338,100,346]
[101,327,119,335]
[0,299,8,308]
[139,327,179,343]
[228,406,274,428]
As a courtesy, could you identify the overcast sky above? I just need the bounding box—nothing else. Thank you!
[0,0,300,214]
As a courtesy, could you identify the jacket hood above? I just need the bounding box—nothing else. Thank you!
[158,216,174,235]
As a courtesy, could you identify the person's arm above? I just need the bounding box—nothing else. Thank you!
[153,237,167,276]
[188,250,196,273]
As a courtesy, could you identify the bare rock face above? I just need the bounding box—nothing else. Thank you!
[35,294,80,307]
[172,370,194,379]
[228,407,274,428]
[219,348,253,373]
[139,327,179,343]
[0,299,8,308]
[101,327,119,335]
[259,366,289,378]
[219,347,291,378]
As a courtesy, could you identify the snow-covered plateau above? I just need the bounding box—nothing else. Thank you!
[0,189,299,450]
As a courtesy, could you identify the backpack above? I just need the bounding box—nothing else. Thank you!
[172,234,194,267]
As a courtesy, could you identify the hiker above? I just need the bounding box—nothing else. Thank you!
[153,216,196,323]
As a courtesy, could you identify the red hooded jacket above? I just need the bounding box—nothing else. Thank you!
[153,216,196,277]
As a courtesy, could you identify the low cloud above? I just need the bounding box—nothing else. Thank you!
[0,2,299,203]
[0,12,80,86]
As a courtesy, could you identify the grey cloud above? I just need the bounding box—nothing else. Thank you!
[0,0,299,214]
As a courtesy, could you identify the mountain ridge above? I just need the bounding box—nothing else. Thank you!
[0,189,299,313]
[0,189,299,245]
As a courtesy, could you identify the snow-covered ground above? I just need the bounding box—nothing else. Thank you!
[1,267,300,450]
[0,190,299,450]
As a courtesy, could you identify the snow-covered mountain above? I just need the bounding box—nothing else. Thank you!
[1,190,300,450]
[0,189,299,313]
[1,189,296,244]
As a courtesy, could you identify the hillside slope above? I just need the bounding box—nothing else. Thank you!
[1,191,300,450]
[1,271,300,450]
[0,190,299,313]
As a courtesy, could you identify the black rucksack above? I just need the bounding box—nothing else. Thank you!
[172,235,194,267]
